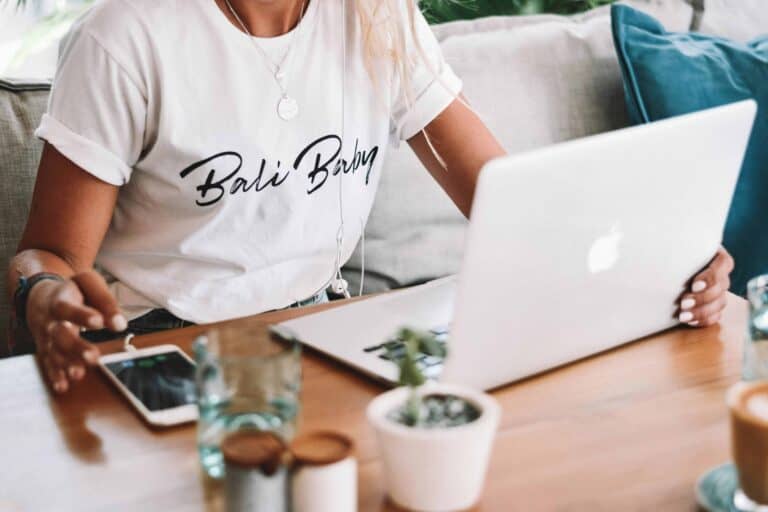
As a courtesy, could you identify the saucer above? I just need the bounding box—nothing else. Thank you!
[696,463,738,512]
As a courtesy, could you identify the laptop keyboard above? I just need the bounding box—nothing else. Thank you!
[362,325,450,380]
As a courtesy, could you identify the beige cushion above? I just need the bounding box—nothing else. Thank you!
[343,1,695,293]
[0,79,49,354]
[699,0,768,41]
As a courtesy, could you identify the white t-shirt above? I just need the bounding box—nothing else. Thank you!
[35,0,461,323]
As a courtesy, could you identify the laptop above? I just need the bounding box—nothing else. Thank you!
[275,100,756,390]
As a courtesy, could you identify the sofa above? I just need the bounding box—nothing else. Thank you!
[1,0,766,356]
[341,0,768,293]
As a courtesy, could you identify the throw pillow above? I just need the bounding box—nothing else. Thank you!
[611,4,768,294]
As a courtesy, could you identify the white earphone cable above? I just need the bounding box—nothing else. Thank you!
[332,0,352,299]
[358,218,365,296]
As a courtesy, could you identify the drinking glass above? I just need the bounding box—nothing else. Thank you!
[743,275,768,381]
[194,323,301,479]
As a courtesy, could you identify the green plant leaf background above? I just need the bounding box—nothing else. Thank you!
[418,0,616,23]
[2,0,615,72]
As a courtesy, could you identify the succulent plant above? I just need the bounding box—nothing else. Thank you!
[386,327,447,426]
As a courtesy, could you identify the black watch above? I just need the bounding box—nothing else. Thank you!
[12,272,65,330]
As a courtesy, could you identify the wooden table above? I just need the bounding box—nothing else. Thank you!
[0,293,749,511]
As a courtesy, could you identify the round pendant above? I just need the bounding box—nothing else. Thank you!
[277,95,299,121]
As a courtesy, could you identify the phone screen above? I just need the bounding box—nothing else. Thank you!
[104,351,196,412]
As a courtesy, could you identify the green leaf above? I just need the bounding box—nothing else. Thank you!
[398,354,426,388]
[389,327,446,388]
[419,335,447,358]
[418,0,617,24]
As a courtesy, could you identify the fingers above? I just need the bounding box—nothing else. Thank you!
[72,271,126,331]
[692,248,734,288]
[38,334,68,393]
[713,247,736,276]
[46,344,85,381]
[48,320,100,365]
[679,276,729,318]
[25,270,117,395]
[40,320,100,394]
[702,312,723,327]
[678,248,734,328]
[680,295,727,327]
[49,281,104,330]
[42,354,68,394]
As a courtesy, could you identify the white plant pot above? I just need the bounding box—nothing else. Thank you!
[366,383,500,511]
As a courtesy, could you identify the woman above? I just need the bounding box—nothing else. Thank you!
[7,0,733,393]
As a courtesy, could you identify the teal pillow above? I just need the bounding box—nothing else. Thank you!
[611,4,768,295]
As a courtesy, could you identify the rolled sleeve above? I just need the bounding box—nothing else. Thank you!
[390,3,463,144]
[35,24,147,185]
[396,65,463,142]
[35,113,132,185]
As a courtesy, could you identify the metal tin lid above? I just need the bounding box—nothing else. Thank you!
[221,431,286,475]
[290,431,353,467]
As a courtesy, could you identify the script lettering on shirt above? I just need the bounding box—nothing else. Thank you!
[179,135,379,206]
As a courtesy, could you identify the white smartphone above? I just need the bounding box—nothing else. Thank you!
[98,344,198,427]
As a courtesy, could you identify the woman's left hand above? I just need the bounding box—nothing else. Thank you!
[678,247,735,328]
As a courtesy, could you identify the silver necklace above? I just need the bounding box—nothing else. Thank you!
[223,0,307,121]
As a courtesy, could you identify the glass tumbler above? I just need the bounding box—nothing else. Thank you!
[744,275,768,381]
[194,323,301,479]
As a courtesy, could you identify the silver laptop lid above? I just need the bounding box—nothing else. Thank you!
[443,100,756,390]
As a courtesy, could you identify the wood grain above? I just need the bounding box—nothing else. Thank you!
[0,293,748,511]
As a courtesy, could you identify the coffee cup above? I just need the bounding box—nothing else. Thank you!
[728,380,768,510]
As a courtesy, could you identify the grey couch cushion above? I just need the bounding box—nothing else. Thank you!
[699,0,768,41]
[0,79,49,354]
[342,1,695,294]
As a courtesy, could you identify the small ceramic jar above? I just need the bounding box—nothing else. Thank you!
[289,431,357,512]
[222,431,289,512]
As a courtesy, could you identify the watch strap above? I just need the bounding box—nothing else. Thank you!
[13,272,65,331]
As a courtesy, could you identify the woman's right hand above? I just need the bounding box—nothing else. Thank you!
[25,270,127,393]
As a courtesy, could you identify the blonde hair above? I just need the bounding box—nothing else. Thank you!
[353,0,453,168]
[354,0,424,104]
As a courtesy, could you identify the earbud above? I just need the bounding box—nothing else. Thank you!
[331,277,351,298]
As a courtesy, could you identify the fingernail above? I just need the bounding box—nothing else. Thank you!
[87,316,104,330]
[692,280,707,293]
[46,321,57,334]
[67,365,84,379]
[111,314,128,332]
[71,366,85,380]
[679,312,694,323]
[83,350,99,364]
[680,298,696,310]
[54,381,67,393]
[688,321,700,326]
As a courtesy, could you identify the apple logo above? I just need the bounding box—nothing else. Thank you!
[588,222,623,274]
